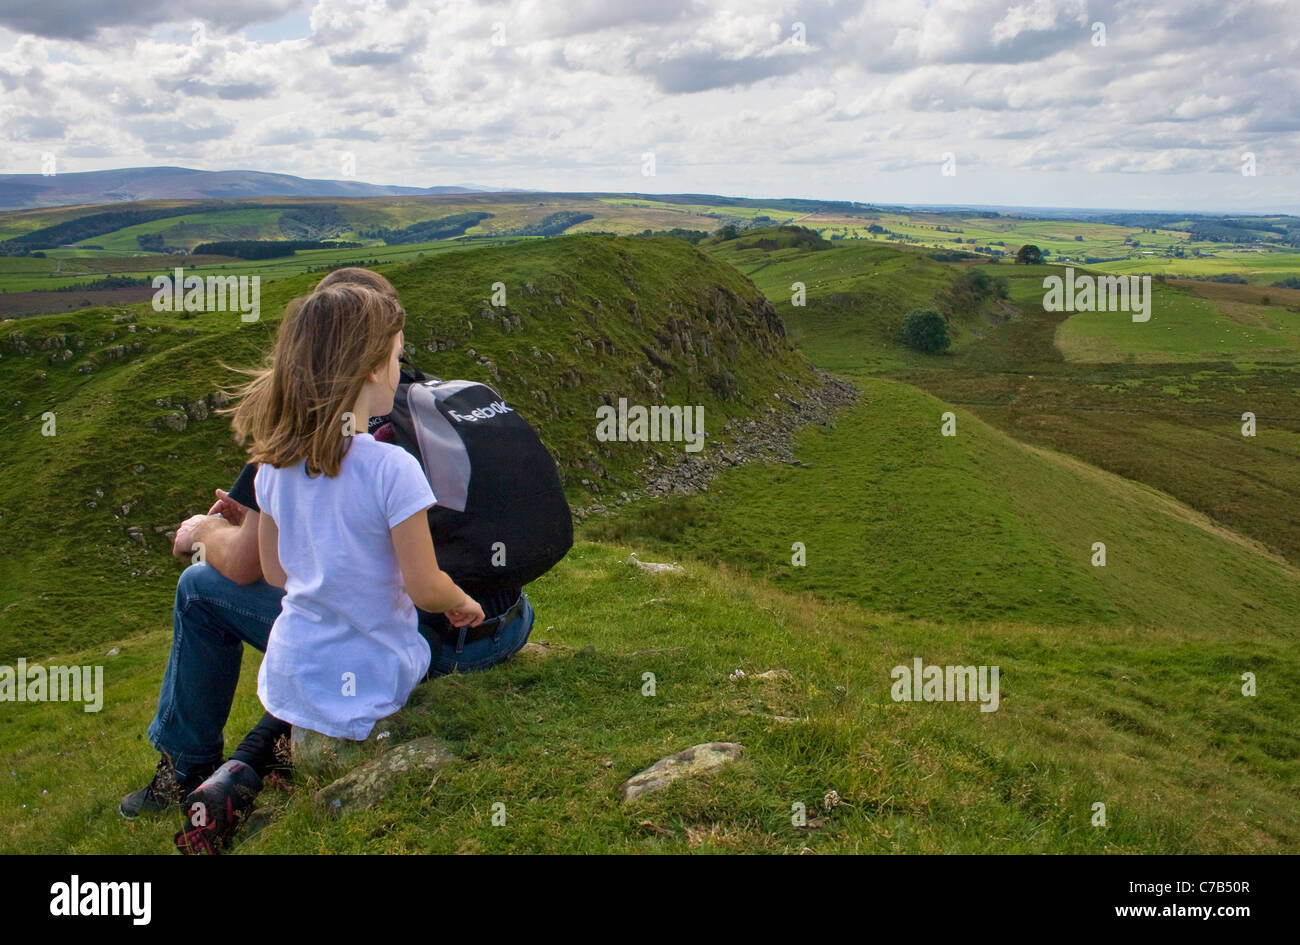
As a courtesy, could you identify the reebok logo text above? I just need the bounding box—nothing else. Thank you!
[447,401,514,423]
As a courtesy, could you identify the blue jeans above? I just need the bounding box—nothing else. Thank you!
[147,564,535,773]
[147,564,283,774]
[422,593,535,675]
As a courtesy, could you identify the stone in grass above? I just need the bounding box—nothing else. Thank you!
[739,708,805,724]
[314,736,455,815]
[519,640,565,659]
[620,742,745,804]
[241,806,275,838]
[731,668,791,683]
[628,553,684,575]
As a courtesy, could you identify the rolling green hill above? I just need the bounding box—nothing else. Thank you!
[0,226,1296,855]
[0,234,814,659]
[7,195,1300,316]
[704,237,964,372]
[703,232,1300,565]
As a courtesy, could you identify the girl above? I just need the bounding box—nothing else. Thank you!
[176,283,482,852]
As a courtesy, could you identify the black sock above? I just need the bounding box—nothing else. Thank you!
[229,712,292,779]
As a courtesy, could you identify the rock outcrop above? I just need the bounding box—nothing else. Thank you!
[620,742,745,804]
[315,736,456,814]
[575,367,858,519]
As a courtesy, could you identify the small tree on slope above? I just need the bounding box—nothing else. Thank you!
[900,308,951,354]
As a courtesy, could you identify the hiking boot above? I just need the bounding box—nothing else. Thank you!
[119,756,216,819]
[174,760,263,855]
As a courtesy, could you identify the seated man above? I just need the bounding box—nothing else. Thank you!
[121,464,536,818]
[121,268,537,818]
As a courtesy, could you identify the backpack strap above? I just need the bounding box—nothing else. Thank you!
[401,370,442,386]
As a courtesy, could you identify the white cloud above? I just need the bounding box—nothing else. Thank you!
[0,0,1294,209]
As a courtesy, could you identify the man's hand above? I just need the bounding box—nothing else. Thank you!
[170,490,262,584]
[206,488,248,527]
[173,514,210,560]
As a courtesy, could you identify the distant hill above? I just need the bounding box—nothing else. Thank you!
[0,166,514,210]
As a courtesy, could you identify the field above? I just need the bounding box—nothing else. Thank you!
[1,218,1297,855]
[705,232,1300,566]
[0,197,759,310]
[5,527,1295,854]
[1055,281,1300,363]
[799,210,1300,283]
[4,194,1299,309]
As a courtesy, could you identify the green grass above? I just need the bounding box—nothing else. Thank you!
[807,211,1300,284]
[894,354,1300,559]
[701,235,1300,567]
[585,377,1300,635]
[0,193,797,294]
[4,537,1296,854]
[0,233,815,659]
[703,238,958,372]
[1054,276,1300,363]
[85,209,289,252]
[0,256,72,275]
[0,236,543,294]
[1090,250,1300,282]
[2,223,1297,855]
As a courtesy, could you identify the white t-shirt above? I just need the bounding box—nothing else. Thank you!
[254,434,436,739]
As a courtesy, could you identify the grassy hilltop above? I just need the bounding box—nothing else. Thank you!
[0,234,814,659]
[1,225,1297,854]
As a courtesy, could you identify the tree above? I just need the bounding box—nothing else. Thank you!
[899,308,950,354]
[938,266,1009,317]
[1016,244,1043,264]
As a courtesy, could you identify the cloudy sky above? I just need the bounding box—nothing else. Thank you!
[0,0,1296,212]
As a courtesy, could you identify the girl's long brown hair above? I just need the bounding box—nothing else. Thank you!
[230,283,405,477]
[314,266,398,298]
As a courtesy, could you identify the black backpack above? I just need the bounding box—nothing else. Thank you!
[381,366,572,590]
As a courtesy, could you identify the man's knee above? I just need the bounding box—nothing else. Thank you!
[176,562,240,604]
[174,563,277,651]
